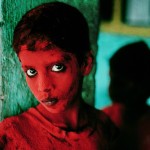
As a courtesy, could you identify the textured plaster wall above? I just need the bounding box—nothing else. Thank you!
[0,0,99,120]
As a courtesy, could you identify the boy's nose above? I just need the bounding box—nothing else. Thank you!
[37,74,52,92]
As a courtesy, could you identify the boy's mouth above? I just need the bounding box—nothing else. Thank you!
[41,98,58,106]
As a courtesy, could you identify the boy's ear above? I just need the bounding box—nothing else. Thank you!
[81,51,93,76]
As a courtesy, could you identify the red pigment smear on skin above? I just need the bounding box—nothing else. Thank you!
[19,44,82,114]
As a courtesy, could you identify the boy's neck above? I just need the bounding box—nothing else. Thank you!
[38,98,89,131]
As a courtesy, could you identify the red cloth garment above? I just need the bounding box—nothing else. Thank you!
[103,103,125,128]
[103,103,150,150]
[0,104,117,150]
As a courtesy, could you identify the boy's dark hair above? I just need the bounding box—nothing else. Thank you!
[13,2,91,64]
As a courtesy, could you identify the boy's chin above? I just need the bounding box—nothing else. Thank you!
[41,103,66,114]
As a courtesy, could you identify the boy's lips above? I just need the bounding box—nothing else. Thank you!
[41,98,58,106]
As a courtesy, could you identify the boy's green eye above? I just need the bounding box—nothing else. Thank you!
[51,64,65,72]
[26,68,37,77]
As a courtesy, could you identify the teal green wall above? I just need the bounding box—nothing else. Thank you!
[0,0,99,120]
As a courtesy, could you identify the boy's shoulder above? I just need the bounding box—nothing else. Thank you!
[86,103,119,142]
[0,113,22,133]
[86,103,115,125]
[0,113,21,149]
[0,106,39,135]
[0,106,41,149]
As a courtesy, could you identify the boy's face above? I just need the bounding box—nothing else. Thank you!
[19,44,84,113]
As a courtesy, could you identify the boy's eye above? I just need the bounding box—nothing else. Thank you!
[51,64,66,72]
[26,68,37,77]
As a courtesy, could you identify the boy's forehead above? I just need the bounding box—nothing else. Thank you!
[35,40,53,49]
[21,40,54,51]
[19,44,75,63]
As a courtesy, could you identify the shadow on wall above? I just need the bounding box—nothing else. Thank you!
[102,41,150,150]
[95,32,150,109]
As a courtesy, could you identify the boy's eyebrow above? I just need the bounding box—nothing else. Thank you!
[62,54,72,62]
[20,51,73,67]
[22,65,35,69]
[21,54,72,68]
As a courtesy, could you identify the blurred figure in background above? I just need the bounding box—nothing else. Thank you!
[103,41,150,150]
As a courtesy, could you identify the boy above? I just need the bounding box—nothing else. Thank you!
[0,2,117,149]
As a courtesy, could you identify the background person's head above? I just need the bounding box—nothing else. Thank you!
[109,41,150,107]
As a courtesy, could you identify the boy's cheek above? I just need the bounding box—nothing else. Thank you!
[25,78,36,92]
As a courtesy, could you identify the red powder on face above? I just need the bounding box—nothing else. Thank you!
[0,43,118,149]
[19,45,82,114]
